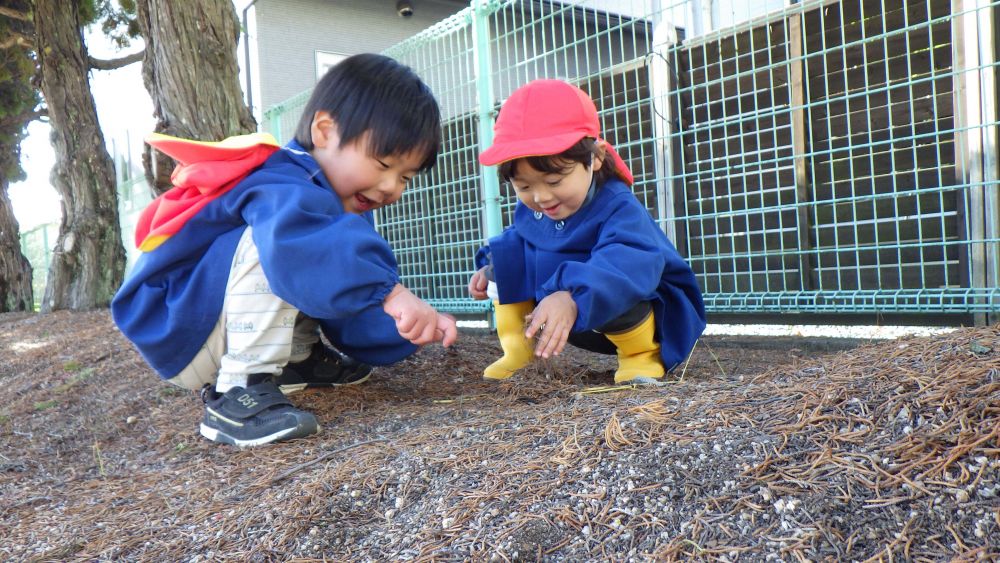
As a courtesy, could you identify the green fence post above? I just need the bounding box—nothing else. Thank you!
[953,0,1000,325]
[649,0,679,245]
[43,225,50,272]
[977,0,999,325]
[263,106,281,143]
[472,0,502,240]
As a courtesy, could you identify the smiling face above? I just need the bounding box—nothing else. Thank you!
[310,111,426,214]
[507,155,603,221]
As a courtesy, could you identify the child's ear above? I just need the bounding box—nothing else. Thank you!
[591,140,607,171]
[310,111,339,149]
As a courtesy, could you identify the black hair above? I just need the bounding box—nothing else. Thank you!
[497,137,619,185]
[294,53,441,171]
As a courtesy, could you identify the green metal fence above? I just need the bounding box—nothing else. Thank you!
[19,223,54,309]
[264,0,1000,322]
[117,175,154,270]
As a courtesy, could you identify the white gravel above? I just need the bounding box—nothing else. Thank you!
[459,319,957,340]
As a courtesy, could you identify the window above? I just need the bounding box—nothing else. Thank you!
[315,51,348,81]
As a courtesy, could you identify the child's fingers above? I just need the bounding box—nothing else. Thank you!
[434,326,458,348]
[532,318,554,356]
[397,324,419,342]
[395,312,418,335]
[551,328,569,356]
[437,315,458,347]
[524,314,545,340]
[524,323,536,340]
[469,276,490,300]
[401,326,426,344]
[536,322,569,358]
[396,311,432,342]
[467,278,479,296]
[422,320,440,344]
[404,316,437,346]
[442,328,458,347]
[467,273,486,291]
[536,332,554,358]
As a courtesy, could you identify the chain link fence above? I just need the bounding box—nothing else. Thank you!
[192,0,1000,323]
[16,1,997,322]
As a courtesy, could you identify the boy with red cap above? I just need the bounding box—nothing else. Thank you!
[467,79,705,384]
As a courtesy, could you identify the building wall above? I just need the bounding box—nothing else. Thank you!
[255,0,467,112]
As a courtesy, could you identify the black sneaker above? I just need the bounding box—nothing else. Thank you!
[200,375,320,447]
[274,342,373,394]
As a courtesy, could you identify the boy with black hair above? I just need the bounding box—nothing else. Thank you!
[113,53,457,447]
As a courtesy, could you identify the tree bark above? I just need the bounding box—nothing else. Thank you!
[136,0,256,194]
[0,181,33,312]
[32,0,125,312]
[89,49,145,70]
[0,0,36,311]
[0,5,31,21]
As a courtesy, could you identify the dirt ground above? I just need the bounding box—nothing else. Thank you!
[1,310,998,562]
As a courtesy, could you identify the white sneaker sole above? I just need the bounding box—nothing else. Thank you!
[199,422,321,447]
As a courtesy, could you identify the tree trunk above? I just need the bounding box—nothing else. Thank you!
[32,0,126,312]
[136,0,256,194]
[0,0,37,312]
[0,183,33,312]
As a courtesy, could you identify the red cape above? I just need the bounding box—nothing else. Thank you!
[135,132,280,251]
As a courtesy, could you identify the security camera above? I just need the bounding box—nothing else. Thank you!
[396,0,413,17]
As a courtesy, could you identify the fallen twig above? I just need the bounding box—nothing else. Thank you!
[270,438,388,484]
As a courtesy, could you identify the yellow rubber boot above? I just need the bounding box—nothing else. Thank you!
[484,300,535,381]
[605,312,665,384]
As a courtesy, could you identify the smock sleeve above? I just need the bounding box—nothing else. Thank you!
[540,199,666,332]
[482,226,535,304]
[237,176,400,319]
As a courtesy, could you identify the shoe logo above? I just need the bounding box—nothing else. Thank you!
[237,394,258,408]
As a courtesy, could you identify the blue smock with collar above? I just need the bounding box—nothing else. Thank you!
[112,140,416,380]
[476,178,706,370]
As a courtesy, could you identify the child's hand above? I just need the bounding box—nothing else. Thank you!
[384,284,458,347]
[524,291,577,359]
[467,267,490,300]
[433,313,459,347]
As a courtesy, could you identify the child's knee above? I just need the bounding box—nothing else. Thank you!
[597,301,653,334]
[168,368,216,391]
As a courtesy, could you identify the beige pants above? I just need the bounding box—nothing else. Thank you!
[169,227,317,390]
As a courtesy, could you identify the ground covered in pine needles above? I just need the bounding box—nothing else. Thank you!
[1,310,998,561]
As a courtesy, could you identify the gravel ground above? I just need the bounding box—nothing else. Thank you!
[1,310,998,561]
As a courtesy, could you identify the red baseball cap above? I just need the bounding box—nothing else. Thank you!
[478,79,634,185]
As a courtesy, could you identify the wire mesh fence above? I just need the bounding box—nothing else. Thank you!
[18,224,54,310]
[263,0,999,322]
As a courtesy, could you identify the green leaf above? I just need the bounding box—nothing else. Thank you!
[969,341,993,355]
[34,400,58,411]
